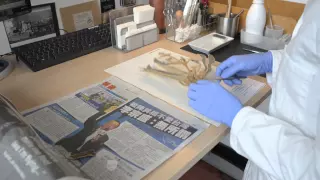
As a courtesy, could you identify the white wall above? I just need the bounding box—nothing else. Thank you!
[0,0,149,55]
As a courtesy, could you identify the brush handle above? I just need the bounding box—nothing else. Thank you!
[268,8,274,29]
[226,0,232,18]
[234,9,244,18]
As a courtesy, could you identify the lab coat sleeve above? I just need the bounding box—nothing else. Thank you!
[266,50,284,86]
[230,107,320,179]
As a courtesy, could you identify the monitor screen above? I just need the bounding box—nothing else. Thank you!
[3,3,59,48]
[0,0,31,21]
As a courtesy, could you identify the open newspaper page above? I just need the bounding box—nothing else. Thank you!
[0,94,86,180]
[23,76,210,180]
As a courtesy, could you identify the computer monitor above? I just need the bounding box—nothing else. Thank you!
[0,0,31,21]
[3,3,59,49]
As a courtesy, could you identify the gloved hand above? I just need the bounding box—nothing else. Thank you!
[216,52,273,86]
[188,80,243,127]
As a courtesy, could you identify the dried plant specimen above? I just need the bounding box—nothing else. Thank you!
[142,52,216,86]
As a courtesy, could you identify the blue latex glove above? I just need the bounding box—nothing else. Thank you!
[216,52,273,86]
[188,80,243,127]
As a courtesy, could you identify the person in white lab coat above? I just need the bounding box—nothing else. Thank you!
[188,0,320,179]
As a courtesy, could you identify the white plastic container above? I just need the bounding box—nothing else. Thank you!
[246,0,266,36]
[265,25,284,39]
[116,21,137,49]
[241,29,285,50]
[188,32,234,54]
[133,5,155,24]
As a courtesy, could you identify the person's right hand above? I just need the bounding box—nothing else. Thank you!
[216,52,273,86]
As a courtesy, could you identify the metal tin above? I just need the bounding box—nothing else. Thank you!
[217,13,240,37]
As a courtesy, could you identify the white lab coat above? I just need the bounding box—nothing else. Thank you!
[230,0,320,180]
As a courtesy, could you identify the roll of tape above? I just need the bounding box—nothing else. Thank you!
[0,60,14,80]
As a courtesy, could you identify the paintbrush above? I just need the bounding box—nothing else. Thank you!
[226,0,232,18]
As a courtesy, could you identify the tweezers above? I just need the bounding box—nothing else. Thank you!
[69,149,96,160]
[215,75,246,81]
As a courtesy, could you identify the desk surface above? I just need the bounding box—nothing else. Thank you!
[0,38,271,180]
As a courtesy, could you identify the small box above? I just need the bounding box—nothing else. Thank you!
[124,23,158,51]
[141,24,158,46]
[116,21,136,49]
[133,5,155,24]
[126,33,143,51]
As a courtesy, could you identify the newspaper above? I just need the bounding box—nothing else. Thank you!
[0,94,85,180]
[22,76,210,180]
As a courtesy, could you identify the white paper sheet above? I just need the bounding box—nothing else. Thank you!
[105,48,266,126]
[222,78,266,104]
[73,11,94,31]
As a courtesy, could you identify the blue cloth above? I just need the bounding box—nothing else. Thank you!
[188,80,243,127]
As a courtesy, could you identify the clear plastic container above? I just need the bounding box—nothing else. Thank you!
[241,29,285,50]
[165,8,217,43]
[265,25,284,39]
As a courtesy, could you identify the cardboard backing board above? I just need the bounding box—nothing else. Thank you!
[105,48,267,126]
[60,1,101,32]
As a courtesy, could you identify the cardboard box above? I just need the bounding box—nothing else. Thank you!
[60,1,101,32]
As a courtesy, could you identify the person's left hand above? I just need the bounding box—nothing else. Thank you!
[188,80,243,127]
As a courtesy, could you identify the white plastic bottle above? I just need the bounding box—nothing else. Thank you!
[245,0,266,36]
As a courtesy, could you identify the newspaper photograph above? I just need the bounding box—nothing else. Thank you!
[23,77,210,180]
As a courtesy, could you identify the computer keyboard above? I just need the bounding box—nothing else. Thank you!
[14,23,112,72]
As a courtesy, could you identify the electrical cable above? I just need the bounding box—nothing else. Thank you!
[59,29,69,33]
